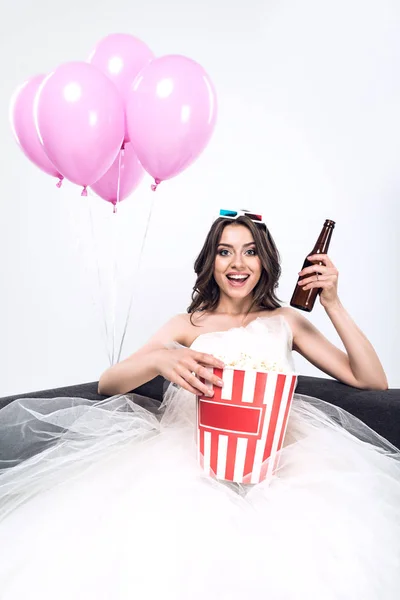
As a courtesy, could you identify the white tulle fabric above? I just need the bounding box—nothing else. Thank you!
[0,316,399,600]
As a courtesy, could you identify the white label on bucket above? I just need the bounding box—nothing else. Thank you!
[221,369,234,400]
[250,373,277,484]
[265,375,293,481]
[203,430,212,475]
[242,370,257,403]
[216,434,228,479]
[234,437,248,482]
[263,372,278,405]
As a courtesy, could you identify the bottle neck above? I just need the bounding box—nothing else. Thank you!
[311,226,334,254]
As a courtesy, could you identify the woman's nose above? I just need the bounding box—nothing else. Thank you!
[230,252,245,268]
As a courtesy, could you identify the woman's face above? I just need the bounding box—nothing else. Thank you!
[213,224,262,300]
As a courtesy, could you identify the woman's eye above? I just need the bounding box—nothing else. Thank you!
[217,248,256,257]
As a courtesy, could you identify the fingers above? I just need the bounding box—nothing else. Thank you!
[174,374,208,397]
[300,278,337,291]
[300,281,323,291]
[176,365,215,397]
[193,351,224,370]
[298,273,337,286]
[166,349,225,397]
[299,264,337,278]
[298,255,338,289]
[299,264,327,277]
[306,254,335,268]
[181,352,224,387]
[189,360,224,387]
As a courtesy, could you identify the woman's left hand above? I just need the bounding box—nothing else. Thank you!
[298,254,339,309]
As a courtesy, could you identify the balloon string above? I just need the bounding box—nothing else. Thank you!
[87,197,112,365]
[117,194,155,363]
[110,149,123,365]
[116,148,123,211]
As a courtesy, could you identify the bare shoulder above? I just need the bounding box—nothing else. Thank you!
[165,313,202,346]
[170,313,191,326]
[132,313,191,356]
[163,313,193,340]
[178,312,209,345]
[151,312,209,345]
[152,312,190,333]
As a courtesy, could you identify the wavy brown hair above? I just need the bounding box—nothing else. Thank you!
[188,216,281,317]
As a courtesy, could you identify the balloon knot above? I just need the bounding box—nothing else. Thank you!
[81,186,88,197]
[151,178,161,192]
[56,176,64,189]
[113,203,118,214]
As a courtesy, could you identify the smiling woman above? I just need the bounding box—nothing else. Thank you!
[188,214,281,318]
[0,211,398,599]
[212,227,262,292]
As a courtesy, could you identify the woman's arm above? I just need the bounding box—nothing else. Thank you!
[282,253,388,390]
[283,305,388,390]
[98,315,188,395]
[98,314,224,396]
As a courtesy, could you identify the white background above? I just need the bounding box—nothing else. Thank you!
[1,0,399,396]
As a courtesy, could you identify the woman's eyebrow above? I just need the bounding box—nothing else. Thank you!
[217,242,255,248]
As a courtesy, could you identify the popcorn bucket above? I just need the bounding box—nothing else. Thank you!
[196,368,298,484]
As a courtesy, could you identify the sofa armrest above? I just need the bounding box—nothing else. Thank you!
[0,377,165,410]
[296,376,400,449]
[1,376,398,449]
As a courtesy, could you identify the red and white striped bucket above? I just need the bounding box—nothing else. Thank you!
[196,368,298,484]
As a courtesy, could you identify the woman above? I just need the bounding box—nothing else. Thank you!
[99,213,388,396]
[0,212,398,600]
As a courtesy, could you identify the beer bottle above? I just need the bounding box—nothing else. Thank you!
[290,219,336,312]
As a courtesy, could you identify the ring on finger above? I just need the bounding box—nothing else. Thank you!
[192,365,201,377]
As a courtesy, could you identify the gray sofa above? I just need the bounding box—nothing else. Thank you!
[1,375,399,449]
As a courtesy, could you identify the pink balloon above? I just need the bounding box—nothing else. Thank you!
[35,62,125,191]
[88,33,154,144]
[10,74,63,182]
[126,55,217,188]
[91,142,144,207]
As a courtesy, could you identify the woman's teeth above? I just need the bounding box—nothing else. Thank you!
[226,274,250,287]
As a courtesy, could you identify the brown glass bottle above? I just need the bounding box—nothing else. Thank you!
[290,220,336,312]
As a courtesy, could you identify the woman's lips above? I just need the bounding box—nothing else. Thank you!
[226,274,250,288]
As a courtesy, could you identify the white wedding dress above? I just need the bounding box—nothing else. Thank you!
[0,316,399,600]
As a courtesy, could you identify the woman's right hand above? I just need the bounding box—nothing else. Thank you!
[155,347,225,396]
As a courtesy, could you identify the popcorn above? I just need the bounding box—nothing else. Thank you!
[213,352,291,373]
